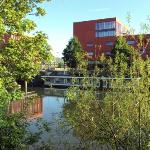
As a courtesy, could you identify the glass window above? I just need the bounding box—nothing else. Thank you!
[87,43,93,47]
[112,21,116,28]
[105,41,113,46]
[108,22,111,29]
[95,32,98,37]
[95,30,115,37]
[96,23,99,30]
[96,21,115,30]
[127,40,135,45]
[99,32,103,37]
[88,52,94,56]
[105,51,111,55]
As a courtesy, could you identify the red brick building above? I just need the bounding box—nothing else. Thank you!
[73,17,150,62]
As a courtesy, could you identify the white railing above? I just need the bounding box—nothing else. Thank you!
[41,76,138,88]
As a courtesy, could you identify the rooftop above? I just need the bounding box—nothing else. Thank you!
[74,17,117,24]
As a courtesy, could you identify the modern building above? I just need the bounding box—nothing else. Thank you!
[73,17,150,62]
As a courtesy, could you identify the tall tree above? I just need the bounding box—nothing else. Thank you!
[63,37,85,68]
[0,0,53,149]
[112,36,134,58]
[64,52,150,149]
[64,36,150,149]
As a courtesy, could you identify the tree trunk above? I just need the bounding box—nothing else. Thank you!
[25,80,27,95]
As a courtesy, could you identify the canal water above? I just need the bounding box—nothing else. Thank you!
[27,88,80,150]
[26,88,107,150]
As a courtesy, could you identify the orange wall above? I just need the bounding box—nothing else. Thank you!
[73,18,117,60]
[73,17,150,60]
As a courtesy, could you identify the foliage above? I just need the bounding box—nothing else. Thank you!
[54,57,64,68]
[111,36,135,67]
[0,0,53,149]
[62,37,85,68]
[112,36,132,57]
[1,32,52,81]
[64,38,150,149]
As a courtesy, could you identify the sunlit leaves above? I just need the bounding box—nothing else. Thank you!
[0,0,52,149]
[0,0,51,32]
[64,39,150,149]
[36,7,46,16]
[63,37,85,68]
[1,32,52,81]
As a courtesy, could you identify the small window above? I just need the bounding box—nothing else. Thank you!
[87,43,93,47]
[105,51,111,55]
[127,40,135,45]
[105,41,113,46]
[88,52,94,56]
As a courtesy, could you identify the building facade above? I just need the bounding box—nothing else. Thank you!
[73,17,150,62]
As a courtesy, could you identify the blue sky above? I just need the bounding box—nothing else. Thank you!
[30,0,150,57]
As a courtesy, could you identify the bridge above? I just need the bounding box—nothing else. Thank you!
[41,76,136,89]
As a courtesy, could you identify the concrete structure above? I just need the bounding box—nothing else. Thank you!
[73,17,150,62]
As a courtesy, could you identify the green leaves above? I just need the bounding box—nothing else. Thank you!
[112,36,134,58]
[63,37,85,68]
[64,35,150,148]
[1,32,52,81]
[0,0,51,32]
[36,7,46,16]
[0,0,53,149]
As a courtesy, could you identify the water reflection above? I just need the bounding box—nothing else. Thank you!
[9,97,43,120]
[26,88,108,149]
[26,88,80,149]
[9,88,108,149]
[43,88,66,97]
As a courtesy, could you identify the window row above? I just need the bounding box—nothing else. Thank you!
[87,42,113,47]
[86,40,135,48]
[105,41,114,46]
[127,40,136,45]
[87,43,93,47]
[96,30,115,37]
[87,51,111,56]
[96,21,115,30]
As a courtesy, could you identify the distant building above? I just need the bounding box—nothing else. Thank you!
[73,17,150,63]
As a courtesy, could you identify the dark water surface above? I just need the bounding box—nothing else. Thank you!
[27,88,80,150]
[26,88,108,150]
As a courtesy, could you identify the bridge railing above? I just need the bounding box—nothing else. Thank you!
[41,76,138,89]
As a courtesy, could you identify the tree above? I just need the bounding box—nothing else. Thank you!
[0,0,53,149]
[0,0,53,84]
[2,32,52,94]
[112,36,134,57]
[111,36,135,67]
[64,37,150,149]
[64,54,150,149]
[62,37,85,68]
